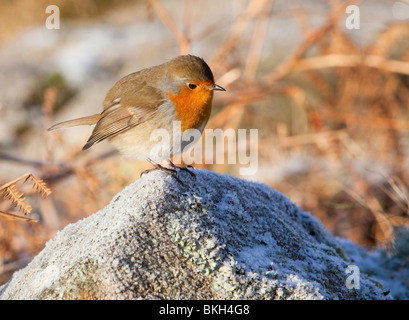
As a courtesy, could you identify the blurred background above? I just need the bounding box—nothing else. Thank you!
[1,0,409,286]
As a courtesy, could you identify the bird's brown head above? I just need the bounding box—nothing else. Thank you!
[159,55,225,93]
[161,55,225,131]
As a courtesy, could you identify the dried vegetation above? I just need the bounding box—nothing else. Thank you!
[2,0,409,285]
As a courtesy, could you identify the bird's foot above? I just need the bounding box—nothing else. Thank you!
[141,159,183,183]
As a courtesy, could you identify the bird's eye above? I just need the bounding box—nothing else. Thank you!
[188,83,197,90]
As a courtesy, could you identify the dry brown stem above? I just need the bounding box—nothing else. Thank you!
[243,0,273,83]
[148,0,190,54]
[263,0,361,85]
[0,173,52,222]
[293,54,409,75]
[211,0,271,66]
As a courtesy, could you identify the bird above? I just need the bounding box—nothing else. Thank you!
[48,54,225,181]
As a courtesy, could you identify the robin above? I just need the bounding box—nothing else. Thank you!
[48,54,225,180]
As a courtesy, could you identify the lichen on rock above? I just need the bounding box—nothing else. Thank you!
[0,169,393,299]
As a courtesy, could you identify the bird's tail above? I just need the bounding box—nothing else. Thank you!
[47,114,101,131]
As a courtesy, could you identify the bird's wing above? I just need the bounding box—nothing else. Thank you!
[83,85,165,150]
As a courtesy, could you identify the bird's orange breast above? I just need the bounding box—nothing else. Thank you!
[166,81,214,132]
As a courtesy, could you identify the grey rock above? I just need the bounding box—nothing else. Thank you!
[0,170,390,299]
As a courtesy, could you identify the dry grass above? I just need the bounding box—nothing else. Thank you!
[0,0,134,44]
[2,0,409,285]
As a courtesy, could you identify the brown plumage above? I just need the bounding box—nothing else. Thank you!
[48,55,225,163]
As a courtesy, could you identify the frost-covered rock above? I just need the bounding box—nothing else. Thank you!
[338,228,409,300]
[0,170,391,299]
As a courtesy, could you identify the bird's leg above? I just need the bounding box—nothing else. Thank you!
[168,160,196,178]
[141,159,182,183]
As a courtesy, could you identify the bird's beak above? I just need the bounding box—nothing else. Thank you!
[210,84,226,91]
